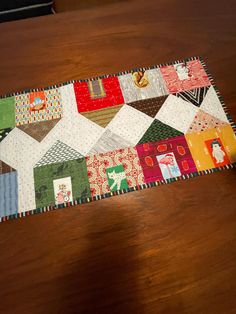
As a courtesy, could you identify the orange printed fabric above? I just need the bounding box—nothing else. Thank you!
[185,125,236,171]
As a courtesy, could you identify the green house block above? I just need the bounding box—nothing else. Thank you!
[0,97,15,129]
[106,164,128,192]
[34,158,91,208]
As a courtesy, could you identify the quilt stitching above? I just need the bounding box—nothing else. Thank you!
[0,56,236,222]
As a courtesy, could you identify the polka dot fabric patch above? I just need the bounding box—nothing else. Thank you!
[0,56,235,222]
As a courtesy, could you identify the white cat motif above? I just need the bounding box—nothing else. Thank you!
[108,170,126,191]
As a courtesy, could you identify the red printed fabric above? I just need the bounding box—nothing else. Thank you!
[160,60,211,93]
[74,77,124,113]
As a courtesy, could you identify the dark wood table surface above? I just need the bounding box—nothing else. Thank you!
[0,0,236,313]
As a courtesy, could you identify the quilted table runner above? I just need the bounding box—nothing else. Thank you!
[0,57,236,222]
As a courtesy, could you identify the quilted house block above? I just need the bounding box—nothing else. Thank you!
[0,56,236,222]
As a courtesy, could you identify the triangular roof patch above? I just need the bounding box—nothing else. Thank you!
[34,140,83,167]
[128,95,168,118]
[187,109,228,133]
[176,86,210,107]
[89,129,132,155]
[138,119,183,144]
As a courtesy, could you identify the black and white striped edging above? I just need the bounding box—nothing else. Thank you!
[1,162,236,223]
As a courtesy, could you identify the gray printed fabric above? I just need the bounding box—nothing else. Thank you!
[118,68,168,103]
[88,129,133,155]
[35,140,83,167]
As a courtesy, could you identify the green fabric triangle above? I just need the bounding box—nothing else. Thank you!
[138,119,183,144]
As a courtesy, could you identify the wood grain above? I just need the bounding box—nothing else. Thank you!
[0,0,236,313]
[54,0,128,12]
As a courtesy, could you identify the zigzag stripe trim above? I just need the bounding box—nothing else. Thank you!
[176,86,210,106]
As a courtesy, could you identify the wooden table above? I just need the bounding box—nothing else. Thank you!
[0,1,236,313]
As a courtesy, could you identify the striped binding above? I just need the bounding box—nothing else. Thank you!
[1,162,236,223]
[0,56,236,223]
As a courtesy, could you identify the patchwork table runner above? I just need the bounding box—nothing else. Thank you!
[0,57,236,222]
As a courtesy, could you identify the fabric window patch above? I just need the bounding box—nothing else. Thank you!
[204,138,230,167]
[156,152,181,180]
[86,147,145,197]
[136,136,197,183]
[74,77,124,113]
[118,68,168,103]
[106,165,129,192]
[53,177,73,205]
[160,60,211,93]
[88,79,106,99]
